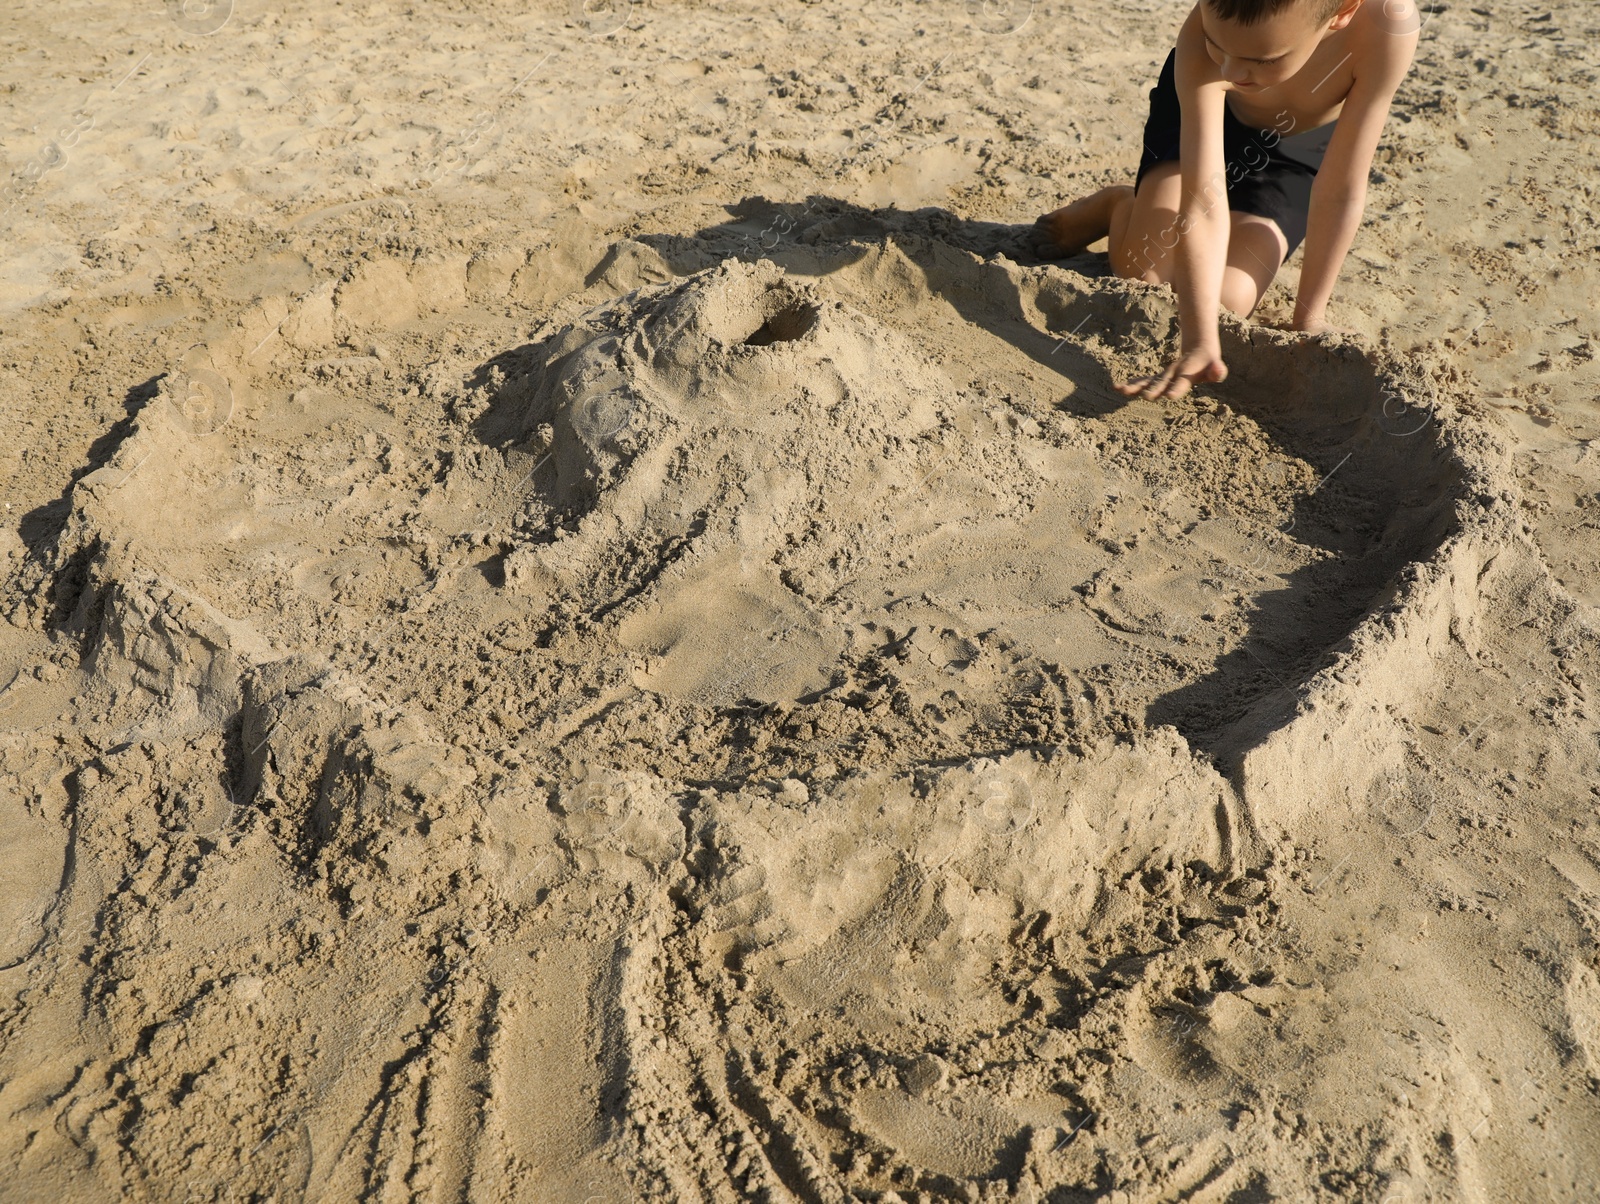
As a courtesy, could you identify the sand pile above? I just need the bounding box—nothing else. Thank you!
[1,216,1555,1203]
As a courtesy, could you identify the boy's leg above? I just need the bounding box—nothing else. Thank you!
[1107,162,1288,316]
[1108,162,1183,283]
[1032,185,1135,259]
[1221,213,1288,317]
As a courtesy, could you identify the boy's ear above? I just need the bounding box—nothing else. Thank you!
[1328,0,1364,30]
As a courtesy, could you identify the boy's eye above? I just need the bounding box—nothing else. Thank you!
[1204,34,1282,65]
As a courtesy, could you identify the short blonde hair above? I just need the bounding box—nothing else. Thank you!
[1205,0,1344,25]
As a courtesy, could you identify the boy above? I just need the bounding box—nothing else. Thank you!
[1033,0,1419,400]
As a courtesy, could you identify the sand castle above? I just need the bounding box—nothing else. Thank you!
[4,200,1559,1200]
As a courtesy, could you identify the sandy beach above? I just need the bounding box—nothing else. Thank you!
[2,1,1599,1200]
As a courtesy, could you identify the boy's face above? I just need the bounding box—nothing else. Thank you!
[1200,2,1357,92]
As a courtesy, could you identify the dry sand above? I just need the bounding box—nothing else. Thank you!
[2,1,1600,1201]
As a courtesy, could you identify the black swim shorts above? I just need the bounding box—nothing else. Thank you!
[1135,50,1335,259]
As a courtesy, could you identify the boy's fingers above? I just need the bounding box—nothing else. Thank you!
[1139,375,1174,400]
[1119,354,1225,400]
[1122,367,1172,398]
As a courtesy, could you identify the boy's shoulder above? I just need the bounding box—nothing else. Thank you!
[1344,0,1423,70]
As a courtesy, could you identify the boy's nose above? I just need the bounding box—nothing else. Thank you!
[1222,59,1250,83]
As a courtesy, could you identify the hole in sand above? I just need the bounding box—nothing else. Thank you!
[743,301,818,346]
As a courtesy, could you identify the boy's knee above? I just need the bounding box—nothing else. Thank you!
[1112,259,1164,287]
[1112,242,1165,285]
[1220,277,1260,317]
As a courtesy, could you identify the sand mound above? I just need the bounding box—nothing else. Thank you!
[0,229,1532,1201]
[484,248,1505,815]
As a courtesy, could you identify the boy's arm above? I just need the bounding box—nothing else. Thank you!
[1293,20,1417,332]
[1121,17,1233,400]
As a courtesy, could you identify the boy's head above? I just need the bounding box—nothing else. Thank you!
[1201,0,1362,91]
[1206,0,1346,23]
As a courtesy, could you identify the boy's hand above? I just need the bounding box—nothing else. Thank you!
[1116,345,1228,401]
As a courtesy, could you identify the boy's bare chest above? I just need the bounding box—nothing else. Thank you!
[1226,37,1358,136]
